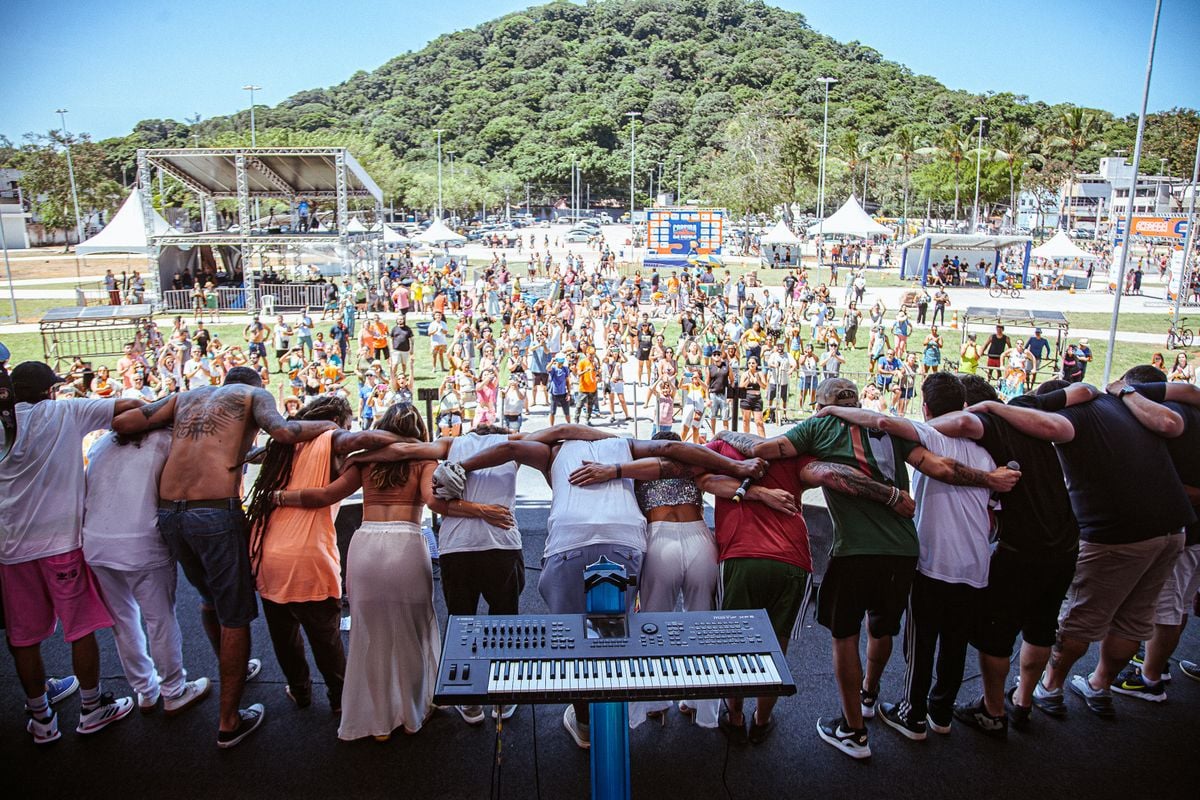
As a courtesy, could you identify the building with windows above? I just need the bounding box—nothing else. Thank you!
[1060,157,1182,234]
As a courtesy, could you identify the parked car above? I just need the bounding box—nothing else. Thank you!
[565,229,593,243]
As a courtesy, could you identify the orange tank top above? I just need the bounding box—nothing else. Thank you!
[255,430,342,603]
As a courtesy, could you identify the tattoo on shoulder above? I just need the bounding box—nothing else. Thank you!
[174,391,248,441]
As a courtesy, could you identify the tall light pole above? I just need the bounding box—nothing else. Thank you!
[1158,157,1167,212]
[242,85,261,222]
[972,114,988,232]
[55,109,84,247]
[815,77,837,273]
[1104,0,1162,384]
[434,129,445,220]
[625,111,641,228]
[676,155,683,204]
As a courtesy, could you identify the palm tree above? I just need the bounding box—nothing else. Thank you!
[993,122,1044,232]
[1051,108,1102,231]
[919,127,971,223]
[888,126,920,229]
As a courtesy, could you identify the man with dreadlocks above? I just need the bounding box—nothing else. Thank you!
[244,395,405,715]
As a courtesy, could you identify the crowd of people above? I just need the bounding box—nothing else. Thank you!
[2,241,1198,771]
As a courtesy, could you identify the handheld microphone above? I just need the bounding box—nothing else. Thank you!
[732,477,753,503]
[1007,461,1020,471]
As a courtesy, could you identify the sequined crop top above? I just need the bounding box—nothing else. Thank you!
[635,477,703,512]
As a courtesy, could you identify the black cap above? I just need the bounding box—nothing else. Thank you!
[11,361,65,401]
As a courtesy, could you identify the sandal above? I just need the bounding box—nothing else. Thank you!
[748,713,774,744]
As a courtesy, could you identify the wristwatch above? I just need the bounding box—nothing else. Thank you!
[1118,385,1138,398]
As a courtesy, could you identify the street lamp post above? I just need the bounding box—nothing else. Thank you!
[625,110,641,231]
[1104,0,1162,384]
[434,129,445,220]
[815,77,837,275]
[1171,133,1200,328]
[55,109,84,247]
[972,114,988,233]
[1158,157,1167,213]
[676,156,683,204]
[242,85,261,223]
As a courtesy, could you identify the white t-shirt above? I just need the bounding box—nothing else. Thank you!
[0,399,115,565]
[82,429,173,570]
[440,434,521,555]
[546,439,645,558]
[912,421,995,588]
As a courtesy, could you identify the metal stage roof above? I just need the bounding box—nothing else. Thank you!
[900,233,1032,251]
[40,304,154,323]
[153,231,375,248]
[140,147,382,202]
[961,307,1069,327]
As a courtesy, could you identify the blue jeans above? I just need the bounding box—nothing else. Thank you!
[157,502,258,628]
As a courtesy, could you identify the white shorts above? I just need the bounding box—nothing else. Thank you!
[1153,543,1200,626]
[390,349,412,367]
[681,404,700,427]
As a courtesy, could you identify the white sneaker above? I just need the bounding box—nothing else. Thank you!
[26,710,61,745]
[563,705,590,749]
[456,705,485,725]
[164,678,212,716]
[492,704,518,721]
[138,688,161,714]
[76,694,134,735]
[245,658,263,682]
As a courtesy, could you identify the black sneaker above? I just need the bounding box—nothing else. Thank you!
[879,702,927,741]
[860,686,879,719]
[1110,666,1166,703]
[217,704,266,749]
[817,715,871,759]
[953,697,1008,739]
[1180,660,1200,682]
[1004,686,1032,731]
[286,684,313,709]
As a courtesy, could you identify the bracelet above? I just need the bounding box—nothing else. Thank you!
[615,464,623,479]
[886,486,900,507]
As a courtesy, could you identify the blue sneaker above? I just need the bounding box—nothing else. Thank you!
[46,676,80,706]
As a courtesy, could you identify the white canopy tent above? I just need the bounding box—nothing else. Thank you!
[417,218,466,246]
[77,188,178,255]
[1030,230,1098,260]
[345,217,368,233]
[807,195,892,238]
[760,220,803,245]
[382,225,410,245]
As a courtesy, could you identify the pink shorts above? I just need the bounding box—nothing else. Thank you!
[0,549,113,647]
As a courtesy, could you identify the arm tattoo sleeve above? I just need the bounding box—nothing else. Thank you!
[805,462,894,504]
[946,460,993,487]
[718,431,762,457]
[139,395,173,418]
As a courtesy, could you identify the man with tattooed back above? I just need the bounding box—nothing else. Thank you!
[113,366,336,748]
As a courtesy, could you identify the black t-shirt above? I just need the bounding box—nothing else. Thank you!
[973,411,1078,559]
[1042,392,1194,544]
[637,324,655,350]
[390,324,413,352]
[1164,401,1200,546]
[708,363,730,395]
[783,275,797,292]
[985,334,1010,357]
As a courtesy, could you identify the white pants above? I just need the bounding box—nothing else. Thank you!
[91,564,186,699]
[631,519,720,729]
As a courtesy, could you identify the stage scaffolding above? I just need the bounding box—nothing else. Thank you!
[138,147,383,312]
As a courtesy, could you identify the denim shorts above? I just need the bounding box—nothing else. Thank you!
[157,503,258,627]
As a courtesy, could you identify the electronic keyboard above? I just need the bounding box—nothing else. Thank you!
[434,610,796,705]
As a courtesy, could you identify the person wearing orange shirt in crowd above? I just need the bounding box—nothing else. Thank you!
[367,316,390,362]
[574,346,599,424]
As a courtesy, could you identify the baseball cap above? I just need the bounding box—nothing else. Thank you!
[0,341,10,363]
[1034,327,1043,334]
[11,361,65,401]
[813,377,860,408]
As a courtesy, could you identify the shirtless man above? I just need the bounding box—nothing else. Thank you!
[112,366,337,748]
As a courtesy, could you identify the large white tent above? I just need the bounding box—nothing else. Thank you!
[807,195,892,238]
[417,218,466,245]
[77,188,177,255]
[382,225,410,245]
[759,220,803,245]
[1030,230,1098,260]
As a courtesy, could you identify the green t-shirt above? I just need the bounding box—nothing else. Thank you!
[783,416,919,558]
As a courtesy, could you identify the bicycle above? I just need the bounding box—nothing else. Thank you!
[988,282,1022,300]
[1167,317,1194,349]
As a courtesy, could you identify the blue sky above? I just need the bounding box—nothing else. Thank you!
[1,0,1195,142]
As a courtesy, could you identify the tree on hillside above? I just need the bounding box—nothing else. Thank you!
[15,132,121,250]
[886,126,921,225]
[993,122,1043,229]
[919,127,971,222]
[1050,107,1102,230]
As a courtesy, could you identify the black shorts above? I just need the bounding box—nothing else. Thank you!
[972,547,1077,657]
[740,394,762,412]
[275,348,288,359]
[157,502,258,628]
[637,347,651,361]
[533,372,549,386]
[768,384,789,404]
[550,393,572,415]
[817,554,917,639]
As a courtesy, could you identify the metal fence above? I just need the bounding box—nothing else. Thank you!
[160,284,328,314]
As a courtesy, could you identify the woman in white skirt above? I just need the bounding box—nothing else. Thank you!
[276,405,513,741]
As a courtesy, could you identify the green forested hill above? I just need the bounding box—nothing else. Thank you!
[9,0,1198,226]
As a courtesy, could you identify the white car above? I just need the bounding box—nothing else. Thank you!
[565,229,593,243]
